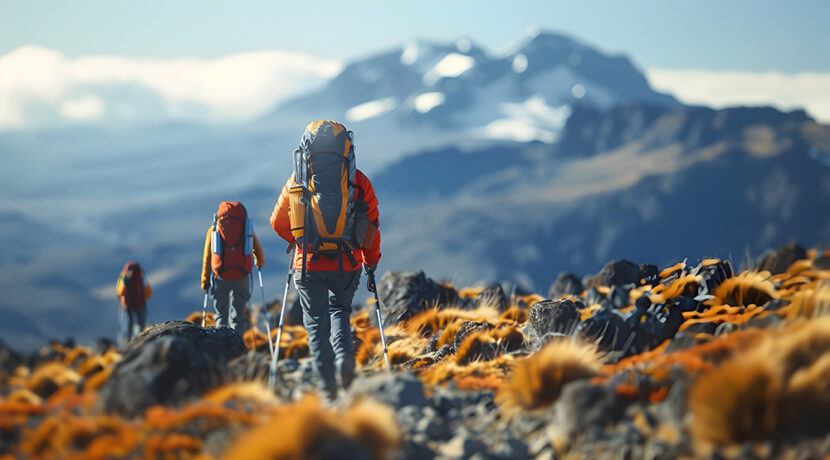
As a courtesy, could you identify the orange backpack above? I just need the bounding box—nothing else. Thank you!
[211,201,254,280]
[120,262,145,308]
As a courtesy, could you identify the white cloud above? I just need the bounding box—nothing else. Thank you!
[0,45,342,128]
[647,68,830,123]
[59,95,105,120]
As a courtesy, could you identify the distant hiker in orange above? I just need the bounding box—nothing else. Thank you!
[201,201,265,336]
[116,261,152,341]
[271,120,381,400]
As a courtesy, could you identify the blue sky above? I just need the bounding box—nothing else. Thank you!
[1,0,828,72]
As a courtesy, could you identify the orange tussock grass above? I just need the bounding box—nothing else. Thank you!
[516,293,544,308]
[19,413,139,459]
[203,382,280,406]
[143,433,203,458]
[458,287,483,299]
[499,306,529,324]
[25,362,81,398]
[710,271,777,307]
[283,336,309,360]
[243,327,270,351]
[498,340,603,410]
[361,330,429,370]
[689,317,830,447]
[455,373,503,392]
[418,356,514,387]
[659,262,686,279]
[779,282,830,320]
[400,305,500,337]
[83,366,114,392]
[186,310,215,327]
[493,326,524,353]
[602,327,768,378]
[356,329,381,367]
[144,402,260,431]
[679,303,768,332]
[223,396,400,460]
[454,331,497,365]
[3,389,43,407]
[649,274,700,303]
[435,321,465,349]
[63,345,93,367]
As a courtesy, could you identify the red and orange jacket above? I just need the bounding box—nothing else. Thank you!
[116,269,152,309]
[270,169,381,271]
[201,228,264,290]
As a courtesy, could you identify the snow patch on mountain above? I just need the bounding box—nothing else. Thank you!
[346,97,398,122]
[414,92,446,113]
[480,96,571,143]
[423,53,476,85]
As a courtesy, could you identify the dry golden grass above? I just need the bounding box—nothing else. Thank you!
[711,271,778,307]
[454,331,497,365]
[243,327,270,351]
[689,317,830,447]
[419,356,514,387]
[650,274,700,303]
[499,306,529,324]
[203,382,280,406]
[19,413,139,459]
[498,340,603,410]
[223,396,400,460]
[25,362,81,398]
[186,310,215,327]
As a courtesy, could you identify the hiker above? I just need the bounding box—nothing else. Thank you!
[116,261,152,342]
[271,120,381,400]
[201,201,265,336]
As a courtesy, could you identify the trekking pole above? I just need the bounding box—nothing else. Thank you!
[201,289,209,327]
[269,245,296,389]
[257,266,275,357]
[366,270,392,371]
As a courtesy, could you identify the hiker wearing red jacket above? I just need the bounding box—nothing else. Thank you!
[116,261,153,341]
[201,201,265,336]
[271,120,381,399]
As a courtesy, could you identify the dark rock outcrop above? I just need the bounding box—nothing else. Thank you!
[347,372,427,409]
[548,272,584,299]
[525,299,580,347]
[98,321,247,417]
[756,242,808,274]
[377,271,457,326]
[475,284,509,311]
[586,260,641,288]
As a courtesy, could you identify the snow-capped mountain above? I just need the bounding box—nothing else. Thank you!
[276,29,677,153]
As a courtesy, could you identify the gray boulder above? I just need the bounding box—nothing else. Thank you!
[346,372,427,409]
[97,320,247,417]
[525,299,580,347]
[586,259,641,288]
[548,272,584,299]
[377,271,457,326]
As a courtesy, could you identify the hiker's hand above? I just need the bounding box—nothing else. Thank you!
[363,264,377,276]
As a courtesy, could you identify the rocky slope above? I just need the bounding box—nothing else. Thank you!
[2,243,829,459]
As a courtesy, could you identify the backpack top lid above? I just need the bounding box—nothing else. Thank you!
[217,201,247,218]
[302,120,351,155]
[122,261,140,276]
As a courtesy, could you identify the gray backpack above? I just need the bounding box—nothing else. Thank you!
[288,120,363,275]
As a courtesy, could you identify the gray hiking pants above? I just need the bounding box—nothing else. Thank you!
[293,269,361,399]
[212,274,251,336]
[126,304,147,342]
